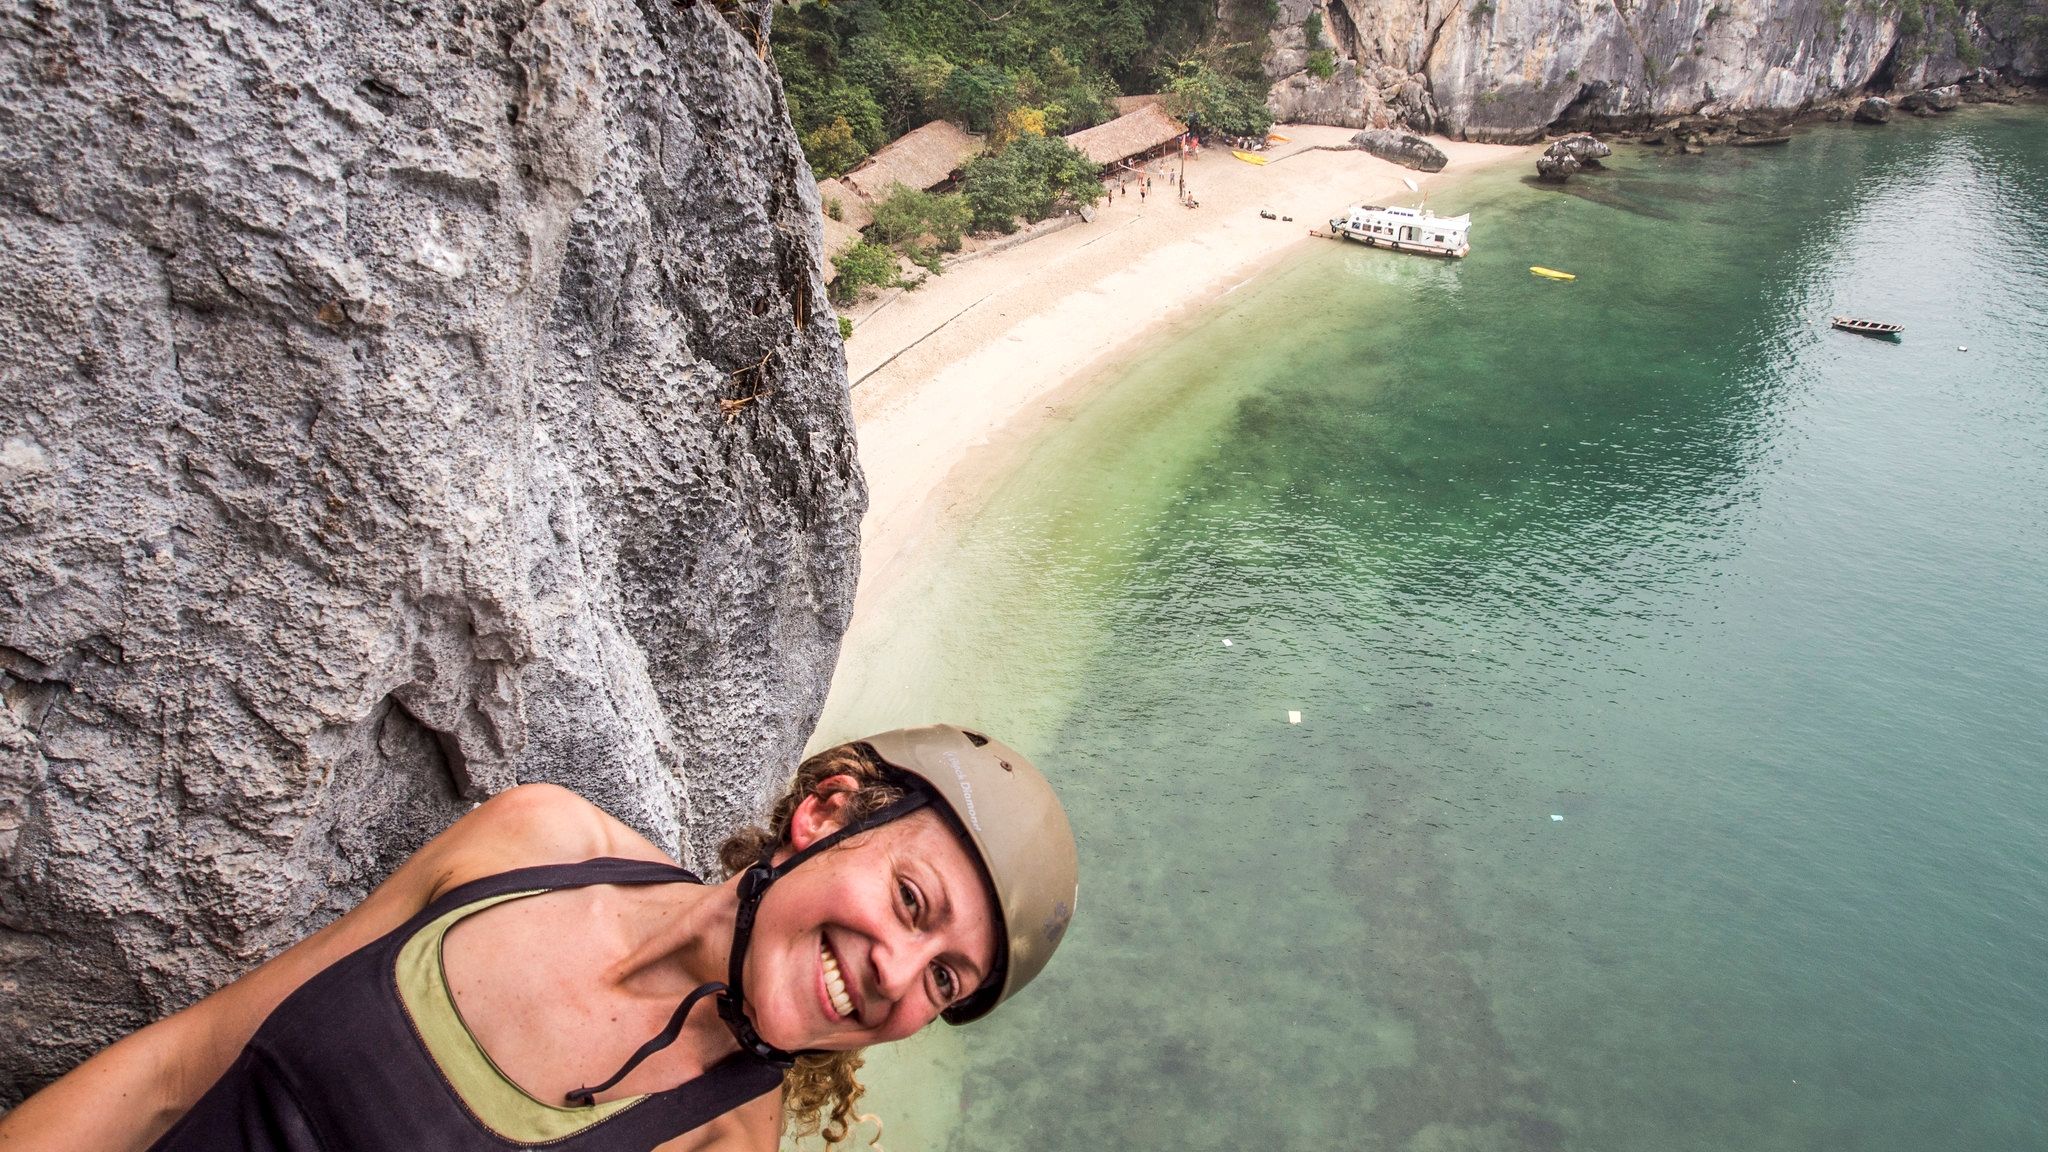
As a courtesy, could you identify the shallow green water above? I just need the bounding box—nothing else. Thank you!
[817,106,2048,1152]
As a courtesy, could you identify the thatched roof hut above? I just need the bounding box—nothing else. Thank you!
[815,178,873,231]
[818,215,863,284]
[841,121,984,201]
[1063,104,1187,167]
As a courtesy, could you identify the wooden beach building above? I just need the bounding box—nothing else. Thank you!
[1063,103,1188,169]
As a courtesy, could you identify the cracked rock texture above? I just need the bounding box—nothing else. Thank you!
[1350,128,1450,171]
[0,0,862,1103]
[1266,0,2046,141]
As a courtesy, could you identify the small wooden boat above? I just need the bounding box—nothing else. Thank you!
[1530,266,1576,281]
[1831,316,1903,336]
[1232,150,1269,165]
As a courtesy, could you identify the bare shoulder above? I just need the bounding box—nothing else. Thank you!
[433,783,677,891]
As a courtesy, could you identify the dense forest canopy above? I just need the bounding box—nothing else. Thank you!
[773,0,1275,176]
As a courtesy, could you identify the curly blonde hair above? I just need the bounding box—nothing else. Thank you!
[718,741,907,1148]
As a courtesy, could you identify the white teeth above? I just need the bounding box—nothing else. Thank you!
[821,944,855,1019]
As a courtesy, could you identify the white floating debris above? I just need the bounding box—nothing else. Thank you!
[1958,345,1968,351]
[1550,814,1564,821]
[1222,639,1234,647]
[1288,710,1302,724]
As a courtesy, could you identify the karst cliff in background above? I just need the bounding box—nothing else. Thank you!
[0,0,861,1102]
[1265,0,2046,139]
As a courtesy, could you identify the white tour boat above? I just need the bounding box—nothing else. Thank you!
[1330,203,1471,258]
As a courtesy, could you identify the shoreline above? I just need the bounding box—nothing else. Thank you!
[833,125,1536,645]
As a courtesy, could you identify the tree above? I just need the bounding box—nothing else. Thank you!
[939,64,1014,133]
[801,117,868,178]
[830,242,904,305]
[991,105,1051,150]
[1162,58,1273,137]
[867,185,974,269]
[959,133,1103,234]
[844,38,957,136]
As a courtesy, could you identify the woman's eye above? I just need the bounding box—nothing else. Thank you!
[932,963,956,1001]
[898,879,920,917]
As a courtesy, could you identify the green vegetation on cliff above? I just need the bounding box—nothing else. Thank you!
[781,0,1272,298]
[772,0,1273,176]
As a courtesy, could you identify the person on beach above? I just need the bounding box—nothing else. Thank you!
[0,725,1079,1152]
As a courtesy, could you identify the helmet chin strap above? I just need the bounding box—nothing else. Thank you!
[566,790,931,1103]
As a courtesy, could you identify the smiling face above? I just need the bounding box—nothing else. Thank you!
[741,781,1001,1052]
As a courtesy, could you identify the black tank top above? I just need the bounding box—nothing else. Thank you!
[148,858,785,1151]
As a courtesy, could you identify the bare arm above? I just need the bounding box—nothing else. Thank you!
[0,784,640,1152]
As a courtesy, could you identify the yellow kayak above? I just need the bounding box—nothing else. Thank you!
[1530,266,1576,281]
[1232,150,1269,165]
[1266,133,1292,144]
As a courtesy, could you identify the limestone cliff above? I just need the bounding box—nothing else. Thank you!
[1267,0,2047,140]
[0,0,862,1102]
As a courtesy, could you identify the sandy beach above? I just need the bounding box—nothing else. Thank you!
[838,124,1533,607]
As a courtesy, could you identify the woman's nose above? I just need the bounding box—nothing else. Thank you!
[870,933,929,1005]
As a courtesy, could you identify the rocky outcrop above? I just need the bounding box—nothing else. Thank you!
[1857,95,1897,122]
[1271,57,1440,130]
[1900,83,1964,111]
[1535,134,1613,181]
[1264,0,2046,141]
[1351,128,1451,171]
[0,0,862,1104]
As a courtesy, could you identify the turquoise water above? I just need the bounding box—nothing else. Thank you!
[816,106,2048,1151]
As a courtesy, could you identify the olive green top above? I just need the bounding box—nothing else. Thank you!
[394,889,648,1143]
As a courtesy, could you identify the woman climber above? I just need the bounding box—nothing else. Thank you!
[0,724,1079,1152]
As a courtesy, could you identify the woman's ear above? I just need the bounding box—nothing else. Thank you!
[786,773,863,852]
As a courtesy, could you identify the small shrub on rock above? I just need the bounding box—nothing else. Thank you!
[830,242,903,305]
[868,185,972,266]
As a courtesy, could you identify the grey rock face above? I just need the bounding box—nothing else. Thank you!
[0,0,862,1103]
[1350,129,1450,172]
[1265,0,2043,139]
[1556,134,1612,164]
[1264,0,1437,130]
[1535,134,1612,181]
[1271,62,1379,129]
[1856,96,1896,123]
[1904,84,1963,111]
